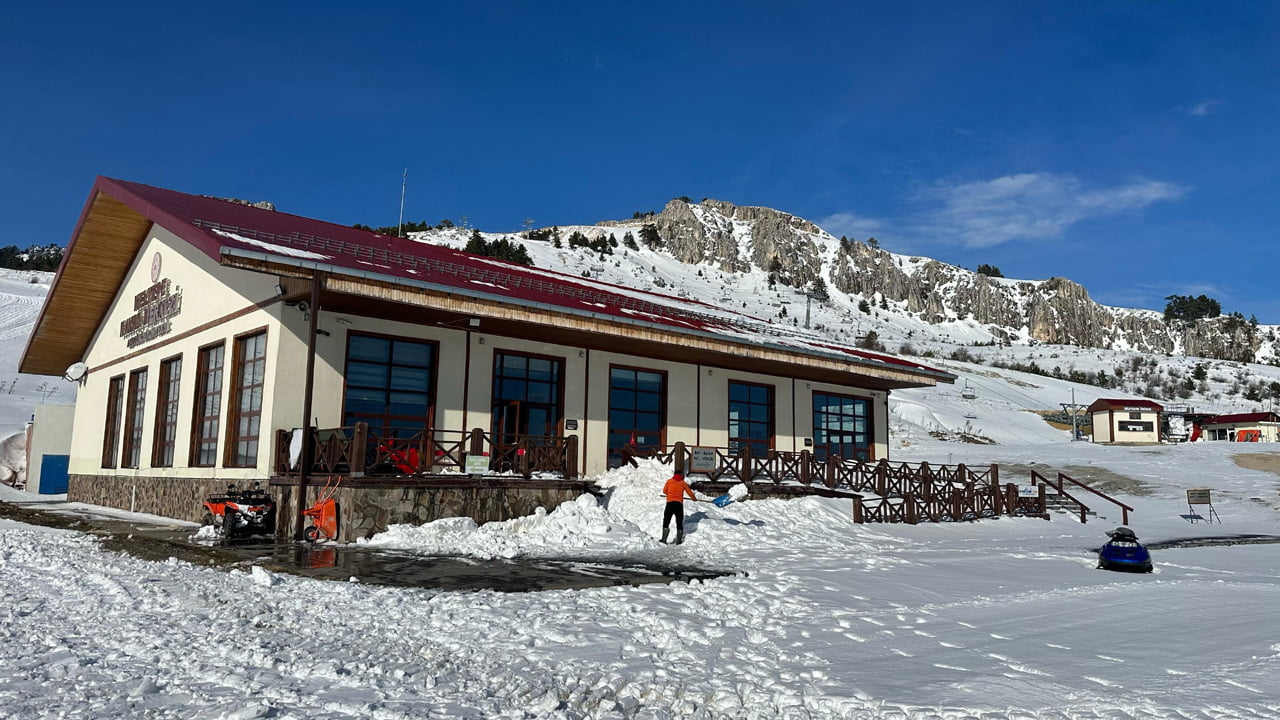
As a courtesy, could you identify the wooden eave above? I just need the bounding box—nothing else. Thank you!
[226,254,952,391]
[19,190,153,376]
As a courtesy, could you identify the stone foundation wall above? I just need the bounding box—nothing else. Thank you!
[70,474,594,543]
[68,474,257,524]
[276,483,592,542]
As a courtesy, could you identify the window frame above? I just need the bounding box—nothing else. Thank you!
[151,354,182,467]
[341,331,439,437]
[727,379,775,456]
[224,329,268,468]
[490,350,566,440]
[190,341,226,468]
[102,374,126,469]
[606,364,667,468]
[121,367,149,469]
[811,391,873,462]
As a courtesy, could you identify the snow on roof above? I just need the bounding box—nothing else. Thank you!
[1201,411,1280,425]
[99,177,951,383]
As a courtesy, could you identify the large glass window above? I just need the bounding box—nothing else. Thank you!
[607,366,666,467]
[122,368,148,468]
[152,356,182,467]
[491,352,563,444]
[227,331,267,467]
[343,334,437,436]
[812,392,872,462]
[102,375,125,468]
[728,381,773,457]
[191,343,224,467]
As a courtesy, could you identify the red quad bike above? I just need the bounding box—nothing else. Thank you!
[202,482,278,539]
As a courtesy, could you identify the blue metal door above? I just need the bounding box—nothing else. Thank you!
[39,454,70,495]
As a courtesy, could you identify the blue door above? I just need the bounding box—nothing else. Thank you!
[39,455,70,495]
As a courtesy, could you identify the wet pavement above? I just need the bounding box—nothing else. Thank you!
[1,500,730,592]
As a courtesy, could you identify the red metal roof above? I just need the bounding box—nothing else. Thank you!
[87,177,951,381]
[1087,398,1164,413]
[1202,412,1280,425]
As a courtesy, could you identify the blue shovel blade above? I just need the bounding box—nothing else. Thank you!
[713,495,733,507]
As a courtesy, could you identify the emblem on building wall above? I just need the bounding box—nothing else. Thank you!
[120,255,183,348]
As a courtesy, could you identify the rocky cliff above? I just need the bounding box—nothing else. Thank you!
[598,198,1272,364]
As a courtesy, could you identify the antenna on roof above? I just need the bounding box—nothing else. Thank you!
[397,168,408,239]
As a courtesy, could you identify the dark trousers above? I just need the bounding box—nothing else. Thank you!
[663,501,684,533]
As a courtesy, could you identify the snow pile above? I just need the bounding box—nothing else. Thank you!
[357,492,658,559]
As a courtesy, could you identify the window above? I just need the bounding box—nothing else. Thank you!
[491,352,563,444]
[121,368,148,468]
[812,392,872,461]
[191,343,225,467]
[226,331,267,467]
[607,366,666,467]
[152,356,182,467]
[102,375,125,468]
[728,381,773,457]
[343,334,437,436]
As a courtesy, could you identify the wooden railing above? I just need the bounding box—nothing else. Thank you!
[624,441,1041,524]
[274,424,579,480]
[1059,471,1131,520]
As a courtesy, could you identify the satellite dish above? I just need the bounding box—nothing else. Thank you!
[64,362,88,382]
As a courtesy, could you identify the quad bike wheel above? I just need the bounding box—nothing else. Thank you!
[200,512,214,527]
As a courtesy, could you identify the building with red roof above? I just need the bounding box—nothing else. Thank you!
[1198,411,1280,442]
[1086,398,1164,445]
[21,177,955,539]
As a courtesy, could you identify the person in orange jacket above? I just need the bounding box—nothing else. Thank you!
[660,471,698,544]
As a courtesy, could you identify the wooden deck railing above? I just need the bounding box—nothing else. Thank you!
[274,424,579,480]
[624,441,1042,524]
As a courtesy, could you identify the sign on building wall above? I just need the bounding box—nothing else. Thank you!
[119,252,183,349]
[689,446,718,473]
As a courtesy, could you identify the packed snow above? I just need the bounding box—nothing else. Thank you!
[6,238,1280,718]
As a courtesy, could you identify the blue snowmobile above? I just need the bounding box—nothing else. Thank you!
[1097,526,1153,573]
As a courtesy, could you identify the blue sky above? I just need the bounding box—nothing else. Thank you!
[4,2,1279,321]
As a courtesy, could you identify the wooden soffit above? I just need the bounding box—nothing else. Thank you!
[20,190,153,376]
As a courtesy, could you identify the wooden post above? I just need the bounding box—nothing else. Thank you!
[799,450,811,485]
[851,496,864,523]
[741,446,753,483]
[673,441,687,474]
[1005,483,1018,515]
[876,459,887,496]
[293,273,323,541]
[990,463,999,487]
[1039,483,1049,520]
[564,434,579,479]
[905,494,918,524]
[351,422,368,474]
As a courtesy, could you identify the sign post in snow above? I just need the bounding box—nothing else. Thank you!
[1186,488,1220,523]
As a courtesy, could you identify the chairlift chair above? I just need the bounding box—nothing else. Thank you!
[961,382,977,400]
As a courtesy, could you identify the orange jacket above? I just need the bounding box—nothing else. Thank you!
[663,476,696,503]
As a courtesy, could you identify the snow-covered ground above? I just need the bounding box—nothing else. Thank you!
[5,246,1280,718]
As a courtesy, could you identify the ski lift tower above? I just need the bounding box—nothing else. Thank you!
[1061,388,1088,441]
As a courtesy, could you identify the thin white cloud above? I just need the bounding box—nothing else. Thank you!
[1188,99,1220,116]
[917,173,1189,248]
[817,211,882,241]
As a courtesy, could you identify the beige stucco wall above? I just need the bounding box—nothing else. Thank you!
[70,226,283,481]
[1091,409,1159,444]
[27,403,75,493]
